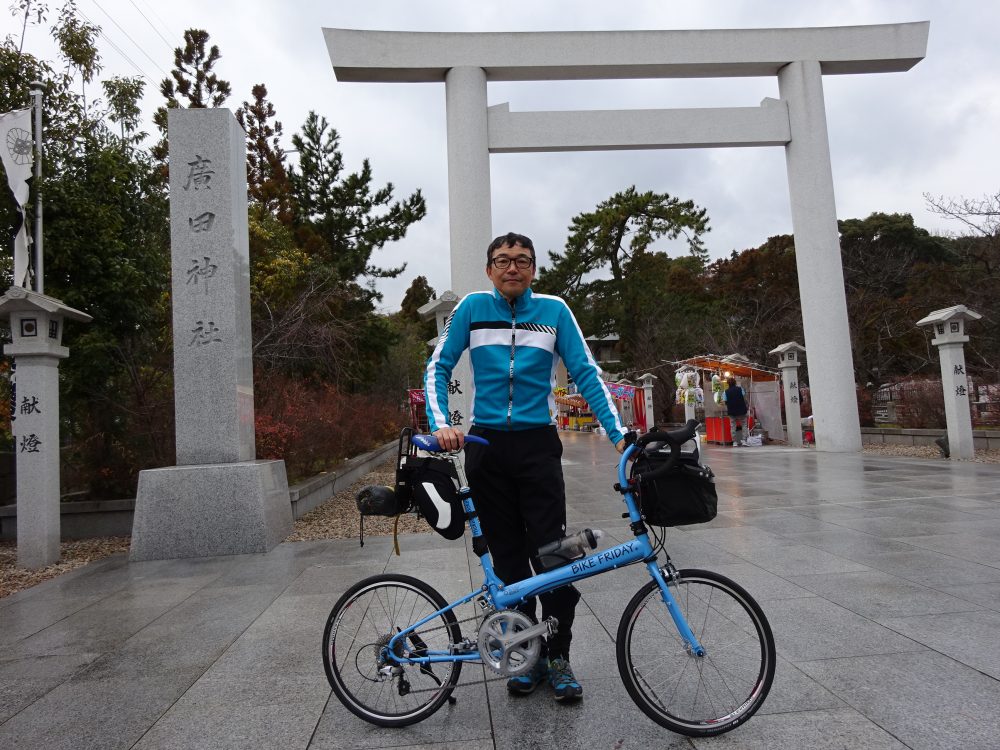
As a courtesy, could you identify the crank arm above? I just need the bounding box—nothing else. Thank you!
[497,616,559,651]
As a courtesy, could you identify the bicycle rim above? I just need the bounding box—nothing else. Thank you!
[617,569,775,737]
[323,575,462,727]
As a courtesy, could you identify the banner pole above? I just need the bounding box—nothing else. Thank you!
[29,81,43,295]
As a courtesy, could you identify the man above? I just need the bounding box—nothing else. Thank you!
[723,379,749,446]
[426,232,625,702]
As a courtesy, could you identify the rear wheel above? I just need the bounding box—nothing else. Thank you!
[323,574,462,727]
[617,568,775,737]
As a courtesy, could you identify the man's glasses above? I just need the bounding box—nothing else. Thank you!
[491,255,534,270]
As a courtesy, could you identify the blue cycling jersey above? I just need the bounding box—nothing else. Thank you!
[425,287,624,445]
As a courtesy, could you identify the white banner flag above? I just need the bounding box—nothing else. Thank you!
[1,107,33,287]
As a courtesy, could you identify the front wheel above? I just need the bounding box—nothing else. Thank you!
[617,569,775,737]
[323,574,463,727]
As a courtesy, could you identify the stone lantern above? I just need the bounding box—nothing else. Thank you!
[769,341,806,446]
[0,287,91,568]
[637,373,657,433]
[916,305,981,460]
[418,290,459,344]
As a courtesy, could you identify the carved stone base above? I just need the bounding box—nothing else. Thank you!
[129,460,291,561]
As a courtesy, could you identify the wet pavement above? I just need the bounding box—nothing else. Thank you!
[2,430,1000,749]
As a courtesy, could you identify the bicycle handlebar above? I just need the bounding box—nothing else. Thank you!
[410,433,490,452]
[635,419,699,449]
[625,419,700,485]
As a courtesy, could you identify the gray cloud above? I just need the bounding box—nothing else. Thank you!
[17,1,997,311]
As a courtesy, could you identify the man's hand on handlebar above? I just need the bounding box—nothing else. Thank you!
[433,427,465,452]
[616,430,638,455]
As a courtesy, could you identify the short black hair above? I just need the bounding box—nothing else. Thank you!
[487,232,535,263]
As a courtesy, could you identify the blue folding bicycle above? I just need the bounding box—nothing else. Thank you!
[322,421,775,737]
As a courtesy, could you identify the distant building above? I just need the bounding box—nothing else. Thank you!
[584,334,622,376]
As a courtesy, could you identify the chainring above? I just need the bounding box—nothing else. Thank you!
[477,609,542,677]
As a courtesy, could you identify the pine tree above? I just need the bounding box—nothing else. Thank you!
[535,186,710,345]
[400,275,436,322]
[151,29,232,162]
[400,275,437,341]
[236,83,293,223]
[289,111,425,291]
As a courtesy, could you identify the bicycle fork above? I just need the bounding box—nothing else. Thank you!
[647,561,706,657]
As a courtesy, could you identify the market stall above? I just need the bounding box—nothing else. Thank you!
[670,355,782,444]
[554,390,593,431]
[554,381,648,433]
[407,389,428,432]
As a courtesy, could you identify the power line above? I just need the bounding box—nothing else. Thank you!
[89,0,168,77]
[75,6,154,84]
[133,0,181,49]
[127,0,176,53]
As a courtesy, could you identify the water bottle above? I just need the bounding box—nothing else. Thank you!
[537,528,605,564]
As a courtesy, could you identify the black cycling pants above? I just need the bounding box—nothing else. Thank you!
[464,425,580,660]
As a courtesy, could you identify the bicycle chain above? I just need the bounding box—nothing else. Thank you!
[384,611,537,695]
[402,668,513,695]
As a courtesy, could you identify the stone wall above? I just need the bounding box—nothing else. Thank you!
[0,441,396,542]
[861,427,1000,450]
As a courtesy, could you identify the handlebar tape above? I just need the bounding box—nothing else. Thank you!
[411,433,490,452]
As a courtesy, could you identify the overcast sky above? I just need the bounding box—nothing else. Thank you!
[10,1,999,311]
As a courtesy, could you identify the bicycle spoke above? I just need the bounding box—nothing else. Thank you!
[617,571,774,737]
[324,576,464,726]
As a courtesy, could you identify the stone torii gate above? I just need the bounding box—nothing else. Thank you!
[325,22,928,452]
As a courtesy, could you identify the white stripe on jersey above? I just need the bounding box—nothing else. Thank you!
[470,327,556,351]
[515,328,556,352]
[470,329,512,349]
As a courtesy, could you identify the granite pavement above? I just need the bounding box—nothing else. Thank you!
[3,431,1000,749]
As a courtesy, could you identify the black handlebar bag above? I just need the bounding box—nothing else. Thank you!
[631,447,718,527]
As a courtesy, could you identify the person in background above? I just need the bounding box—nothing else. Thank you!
[723,379,749,446]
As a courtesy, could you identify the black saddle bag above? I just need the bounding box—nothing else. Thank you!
[393,428,466,540]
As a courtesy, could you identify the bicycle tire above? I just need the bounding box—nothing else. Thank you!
[323,573,463,727]
[616,568,775,737]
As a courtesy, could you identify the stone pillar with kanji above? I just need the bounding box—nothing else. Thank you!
[418,290,470,431]
[916,305,981,460]
[0,288,91,568]
[769,341,806,447]
[130,109,292,561]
